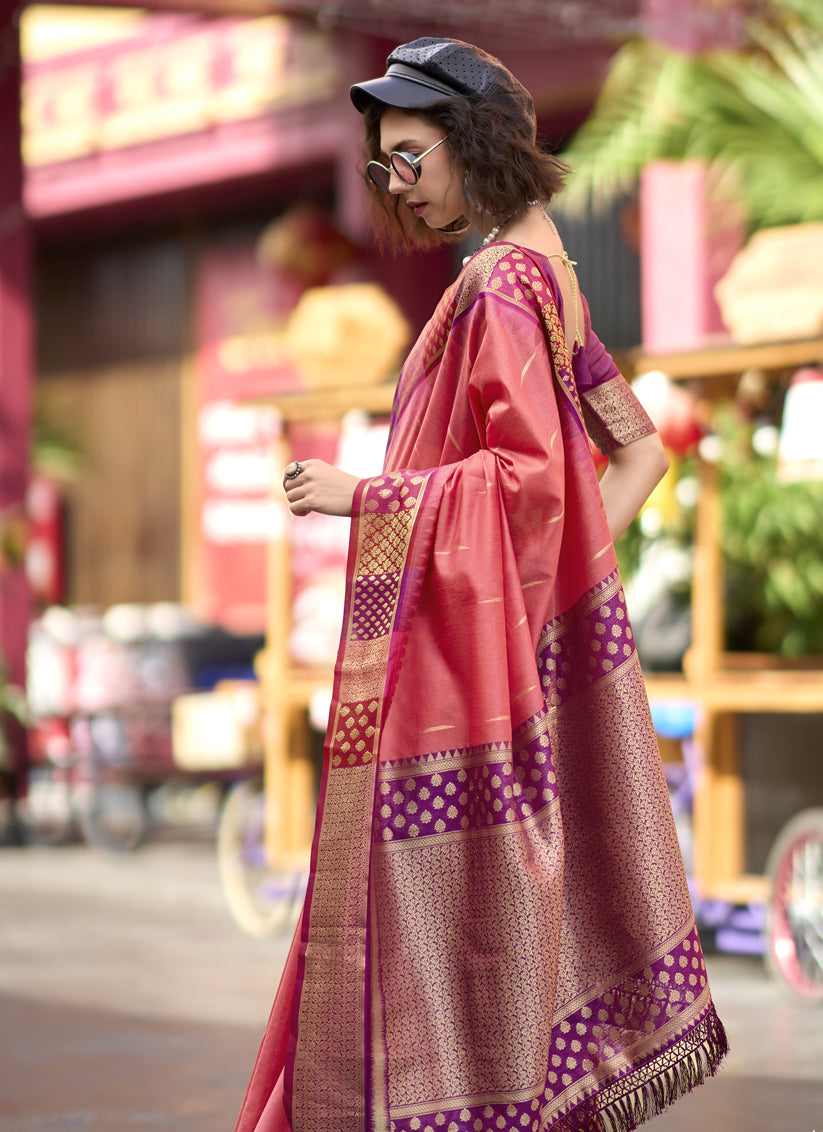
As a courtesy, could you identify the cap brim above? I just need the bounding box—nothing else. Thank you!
[350,73,451,114]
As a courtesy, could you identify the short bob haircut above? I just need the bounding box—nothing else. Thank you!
[359,93,570,253]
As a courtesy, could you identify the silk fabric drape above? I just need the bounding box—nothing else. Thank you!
[234,243,727,1132]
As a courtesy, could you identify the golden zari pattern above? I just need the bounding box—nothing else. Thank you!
[291,472,430,1132]
[374,726,564,1112]
[581,380,656,454]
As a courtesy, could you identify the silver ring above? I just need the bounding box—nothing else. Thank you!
[285,461,303,480]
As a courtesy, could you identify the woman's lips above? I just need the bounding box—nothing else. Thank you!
[408,201,427,217]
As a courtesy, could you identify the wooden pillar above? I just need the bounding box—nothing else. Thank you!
[0,10,33,805]
[261,431,314,866]
[692,710,745,895]
[687,450,748,898]
[688,452,724,677]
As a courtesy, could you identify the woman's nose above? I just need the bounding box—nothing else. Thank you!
[388,168,411,194]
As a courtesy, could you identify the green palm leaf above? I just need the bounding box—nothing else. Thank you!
[559,10,823,230]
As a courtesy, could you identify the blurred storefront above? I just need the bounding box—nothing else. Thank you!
[24,8,368,624]
[18,3,623,626]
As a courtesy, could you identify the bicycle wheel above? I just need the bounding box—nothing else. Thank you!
[22,764,78,846]
[75,754,150,853]
[218,779,308,938]
[765,807,823,1002]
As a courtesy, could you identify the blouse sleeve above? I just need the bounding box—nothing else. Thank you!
[577,294,656,454]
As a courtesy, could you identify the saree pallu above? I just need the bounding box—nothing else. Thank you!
[235,243,728,1132]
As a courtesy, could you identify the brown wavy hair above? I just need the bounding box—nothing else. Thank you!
[359,95,570,253]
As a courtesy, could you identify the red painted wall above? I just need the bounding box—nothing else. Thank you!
[0,13,32,801]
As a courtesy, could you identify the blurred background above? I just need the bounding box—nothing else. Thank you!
[1,0,822,1024]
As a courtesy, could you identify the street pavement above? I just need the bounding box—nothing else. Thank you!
[1,829,821,1132]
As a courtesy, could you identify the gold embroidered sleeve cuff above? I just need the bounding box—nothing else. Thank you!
[581,375,657,453]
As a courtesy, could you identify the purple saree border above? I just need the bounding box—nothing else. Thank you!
[386,927,726,1132]
[539,568,634,710]
[374,716,557,845]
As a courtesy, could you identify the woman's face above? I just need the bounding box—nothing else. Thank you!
[378,108,469,232]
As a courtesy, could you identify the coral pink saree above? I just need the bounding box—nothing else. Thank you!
[235,244,727,1132]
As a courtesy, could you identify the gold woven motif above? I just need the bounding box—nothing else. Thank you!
[335,636,391,703]
[331,699,380,768]
[539,571,623,652]
[292,470,434,1129]
[549,661,694,1003]
[581,377,656,454]
[351,575,400,641]
[373,797,563,1113]
[291,762,376,1132]
[456,245,518,318]
[358,506,416,576]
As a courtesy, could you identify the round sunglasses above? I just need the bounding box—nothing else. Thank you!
[366,136,449,194]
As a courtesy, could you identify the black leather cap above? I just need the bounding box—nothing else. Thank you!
[351,38,534,136]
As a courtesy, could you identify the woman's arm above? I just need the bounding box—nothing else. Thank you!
[282,459,360,517]
[597,431,669,541]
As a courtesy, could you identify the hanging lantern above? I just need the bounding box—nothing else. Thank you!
[632,371,703,456]
[257,204,356,288]
[777,367,823,483]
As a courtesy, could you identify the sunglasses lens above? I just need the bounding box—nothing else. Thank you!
[366,161,391,193]
[390,154,418,185]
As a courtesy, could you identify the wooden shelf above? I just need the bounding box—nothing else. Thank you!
[628,335,823,381]
[251,381,397,422]
[286,667,334,708]
[646,669,823,713]
[701,874,770,906]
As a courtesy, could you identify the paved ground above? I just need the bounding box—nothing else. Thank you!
[1,831,821,1132]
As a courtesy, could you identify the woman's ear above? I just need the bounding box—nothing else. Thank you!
[462,170,481,210]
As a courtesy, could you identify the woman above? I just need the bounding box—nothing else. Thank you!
[235,38,727,1132]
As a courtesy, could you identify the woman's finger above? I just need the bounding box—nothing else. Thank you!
[287,490,312,516]
[282,459,308,489]
[284,475,312,514]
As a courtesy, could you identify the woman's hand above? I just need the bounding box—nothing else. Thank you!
[282,459,360,518]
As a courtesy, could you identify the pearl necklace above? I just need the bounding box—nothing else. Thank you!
[464,201,555,266]
[480,211,516,247]
[481,199,542,247]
